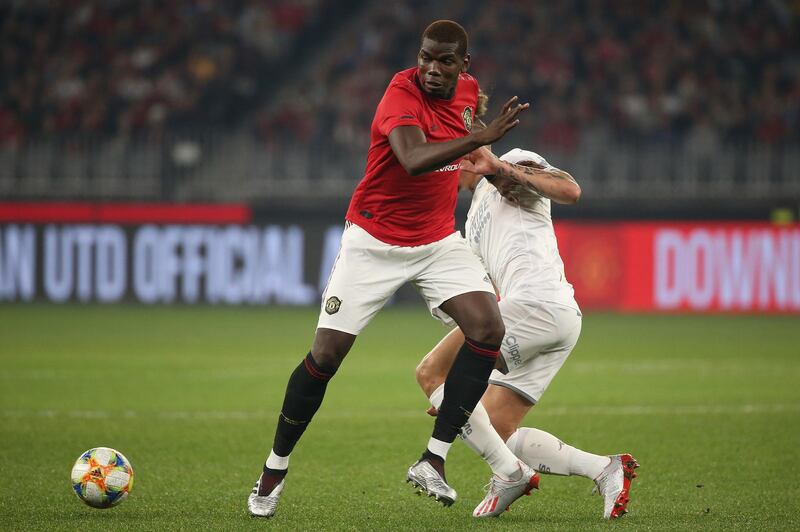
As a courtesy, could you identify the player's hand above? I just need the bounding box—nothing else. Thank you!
[426,406,438,417]
[459,146,499,175]
[475,96,529,145]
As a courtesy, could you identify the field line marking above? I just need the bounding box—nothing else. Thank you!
[1,403,799,421]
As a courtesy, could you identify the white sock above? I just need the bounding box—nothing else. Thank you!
[506,427,610,479]
[265,450,290,471]
[428,384,521,479]
[429,383,445,413]
[426,437,452,460]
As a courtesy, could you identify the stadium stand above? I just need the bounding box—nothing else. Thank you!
[1,0,798,205]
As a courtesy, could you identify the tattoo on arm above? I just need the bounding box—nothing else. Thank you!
[494,161,577,196]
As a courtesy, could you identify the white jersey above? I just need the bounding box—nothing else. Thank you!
[465,148,579,310]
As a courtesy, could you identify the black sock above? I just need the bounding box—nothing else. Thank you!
[432,337,500,444]
[272,352,337,457]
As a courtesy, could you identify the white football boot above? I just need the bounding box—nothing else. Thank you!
[247,475,285,518]
[472,461,540,518]
[593,454,639,519]
[407,459,457,506]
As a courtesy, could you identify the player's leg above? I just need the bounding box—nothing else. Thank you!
[480,383,532,440]
[276,330,355,457]
[415,326,464,397]
[489,384,639,519]
[484,303,639,519]
[485,305,610,479]
[272,327,355,458]
[249,224,403,517]
[416,327,524,479]
[484,305,610,478]
[415,295,552,481]
[470,299,589,517]
[483,382,612,479]
[249,327,354,517]
[414,291,504,484]
[408,233,514,504]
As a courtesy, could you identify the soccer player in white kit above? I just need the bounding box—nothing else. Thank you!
[415,145,639,519]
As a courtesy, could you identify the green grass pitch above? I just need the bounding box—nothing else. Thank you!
[1,305,799,531]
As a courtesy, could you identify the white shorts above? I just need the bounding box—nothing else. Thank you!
[490,297,582,404]
[317,223,495,335]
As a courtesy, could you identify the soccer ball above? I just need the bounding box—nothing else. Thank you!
[71,447,134,508]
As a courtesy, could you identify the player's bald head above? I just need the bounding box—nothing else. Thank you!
[421,20,468,57]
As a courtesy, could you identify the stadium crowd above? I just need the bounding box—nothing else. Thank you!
[257,0,800,158]
[1,0,798,158]
[0,0,322,148]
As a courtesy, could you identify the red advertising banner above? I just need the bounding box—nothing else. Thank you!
[556,222,800,313]
[0,201,251,224]
[1,202,798,312]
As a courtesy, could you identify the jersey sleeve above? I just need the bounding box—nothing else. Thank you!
[376,81,424,136]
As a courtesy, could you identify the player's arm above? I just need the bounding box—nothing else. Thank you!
[461,146,582,205]
[388,97,528,176]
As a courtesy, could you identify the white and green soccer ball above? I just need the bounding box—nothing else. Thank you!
[71,447,134,508]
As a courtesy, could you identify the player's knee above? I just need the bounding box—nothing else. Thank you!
[311,329,355,371]
[415,358,442,396]
[414,359,428,387]
[467,315,505,346]
[309,343,346,372]
[488,318,506,345]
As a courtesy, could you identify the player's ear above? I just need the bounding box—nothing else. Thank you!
[461,53,470,73]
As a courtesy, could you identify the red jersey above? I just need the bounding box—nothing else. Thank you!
[345,67,479,246]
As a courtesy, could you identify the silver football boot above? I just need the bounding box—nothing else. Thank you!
[407,459,457,506]
[247,476,285,518]
[472,461,540,518]
[593,454,639,519]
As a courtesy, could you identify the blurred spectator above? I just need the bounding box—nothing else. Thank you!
[255,0,799,158]
[0,0,323,144]
[1,0,798,158]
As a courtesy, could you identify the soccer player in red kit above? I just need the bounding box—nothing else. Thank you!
[248,20,531,517]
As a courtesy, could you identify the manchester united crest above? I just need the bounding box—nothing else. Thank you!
[325,296,342,315]
[462,106,473,131]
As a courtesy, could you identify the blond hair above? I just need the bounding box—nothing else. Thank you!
[476,89,489,118]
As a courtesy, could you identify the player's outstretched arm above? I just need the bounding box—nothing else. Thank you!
[461,147,581,205]
[389,97,528,176]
